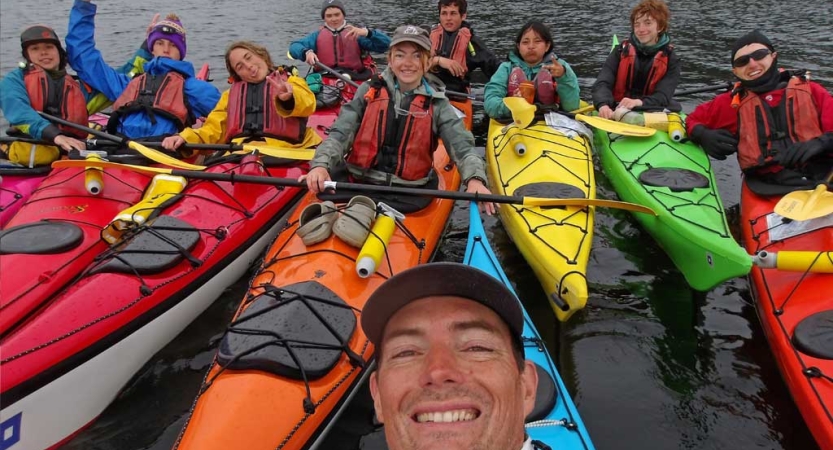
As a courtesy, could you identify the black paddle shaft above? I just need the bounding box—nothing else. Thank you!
[673,82,733,97]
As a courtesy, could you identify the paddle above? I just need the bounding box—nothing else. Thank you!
[752,250,833,273]
[673,82,734,97]
[37,111,204,170]
[773,169,833,221]
[503,97,656,136]
[52,159,658,215]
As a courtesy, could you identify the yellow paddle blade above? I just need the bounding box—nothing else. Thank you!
[127,141,205,170]
[574,114,657,137]
[570,104,597,115]
[238,144,315,160]
[53,159,173,175]
[522,197,657,215]
[503,97,536,129]
[774,184,833,221]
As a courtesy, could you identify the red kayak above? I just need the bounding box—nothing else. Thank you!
[741,183,833,450]
[0,155,305,449]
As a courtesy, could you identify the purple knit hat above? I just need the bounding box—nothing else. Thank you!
[147,14,187,59]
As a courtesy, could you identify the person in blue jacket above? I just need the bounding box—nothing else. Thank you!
[66,0,220,140]
[0,24,151,166]
[288,0,390,80]
[483,20,580,121]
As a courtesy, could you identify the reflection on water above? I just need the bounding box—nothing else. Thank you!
[1,0,829,448]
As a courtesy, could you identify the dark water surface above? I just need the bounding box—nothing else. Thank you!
[2,0,832,449]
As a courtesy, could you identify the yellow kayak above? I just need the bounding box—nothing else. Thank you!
[486,117,595,321]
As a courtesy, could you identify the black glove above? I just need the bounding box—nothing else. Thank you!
[690,126,738,161]
[773,133,833,167]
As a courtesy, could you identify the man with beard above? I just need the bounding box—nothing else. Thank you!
[361,263,539,450]
[686,30,833,195]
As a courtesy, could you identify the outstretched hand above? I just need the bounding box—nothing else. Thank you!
[343,24,369,40]
[299,166,332,194]
[465,178,496,216]
[161,135,186,152]
[542,54,565,78]
[53,135,86,152]
[268,73,294,101]
[305,50,319,66]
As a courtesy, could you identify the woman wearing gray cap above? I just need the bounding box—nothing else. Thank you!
[301,24,495,215]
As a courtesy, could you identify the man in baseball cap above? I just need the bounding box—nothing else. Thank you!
[362,262,538,450]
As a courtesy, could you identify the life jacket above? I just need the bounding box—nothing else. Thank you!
[108,71,192,134]
[734,75,824,171]
[613,40,671,102]
[224,71,306,144]
[316,26,365,73]
[347,77,436,182]
[22,64,88,139]
[507,65,557,105]
[430,25,471,75]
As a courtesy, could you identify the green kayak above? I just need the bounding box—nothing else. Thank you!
[593,120,751,291]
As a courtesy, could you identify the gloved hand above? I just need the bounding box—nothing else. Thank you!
[690,126,738,160]
[773,133,833,167]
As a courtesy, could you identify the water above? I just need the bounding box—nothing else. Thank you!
[2,0,831,448]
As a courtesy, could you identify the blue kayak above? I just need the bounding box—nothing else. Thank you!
[463,203,595,449]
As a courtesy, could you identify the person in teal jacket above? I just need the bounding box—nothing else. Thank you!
[0,24,151,165]
[66,0,220,140]
[288,0,390,80]
[483,20,580,120]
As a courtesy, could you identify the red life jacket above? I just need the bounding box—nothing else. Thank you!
[430,25,471,75]
[347,78,436,181]
[612,40,670,102]
[735,75,824,172]
[224,72,306,144]
[507,65,557,105]
[108,71,192,133]
[316,26,364,73]
[23,64,88,139]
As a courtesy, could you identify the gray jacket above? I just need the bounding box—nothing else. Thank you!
[311,68,487,186]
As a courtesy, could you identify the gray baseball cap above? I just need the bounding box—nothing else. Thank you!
[389,25,432,51]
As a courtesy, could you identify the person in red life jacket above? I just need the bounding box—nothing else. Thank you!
[288,0,391,81]
[483,20,580,121]
[427,0,500,94]
[66,0,220,141]
[161,41,321,153]
[300,25,496,215]
[592,0,681,120]
[686,30,833,195]
[0,24,152,166]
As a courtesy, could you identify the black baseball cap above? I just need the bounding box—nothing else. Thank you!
[361,262,524,346]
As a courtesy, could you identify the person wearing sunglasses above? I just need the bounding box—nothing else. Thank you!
[591,0,681,120]
[686,30,833,194]
[301,25,495,215]
[65,0,220,142]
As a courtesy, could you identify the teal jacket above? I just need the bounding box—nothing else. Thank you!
[483,51,580,120]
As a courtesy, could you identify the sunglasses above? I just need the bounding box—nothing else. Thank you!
[732,48,772,68]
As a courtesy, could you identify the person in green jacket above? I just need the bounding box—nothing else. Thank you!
[483,20,580,120]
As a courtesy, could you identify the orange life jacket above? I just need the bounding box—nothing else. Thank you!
[23,64,88,139]
[108,71,191,133]
[735,76,824,171]
[613,40,670,102]
[430,25,471,75]
[507,66,557,105]
[224,72,306,144]
[347,78,436,181]
[315,26,364,73]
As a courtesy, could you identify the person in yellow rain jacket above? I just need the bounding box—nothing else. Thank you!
[162,41,321,153]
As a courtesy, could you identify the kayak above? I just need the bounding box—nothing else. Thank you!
[174,102,470,450]
[740,183,833,449]
[592,114,752,290]
[0,64,212,230]
[307,74,361,138]
[0,155,306,449]
[464,202,595,449]
[485,117,595,321]
[0,165,51,228]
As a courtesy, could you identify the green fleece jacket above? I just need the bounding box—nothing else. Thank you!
[484,51,580,120]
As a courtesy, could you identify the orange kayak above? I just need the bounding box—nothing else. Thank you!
[175,100,471,450]
[741,183,833,449]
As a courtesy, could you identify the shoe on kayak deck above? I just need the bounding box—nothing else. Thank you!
[297,201,338,246]
[333,195,376,248]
